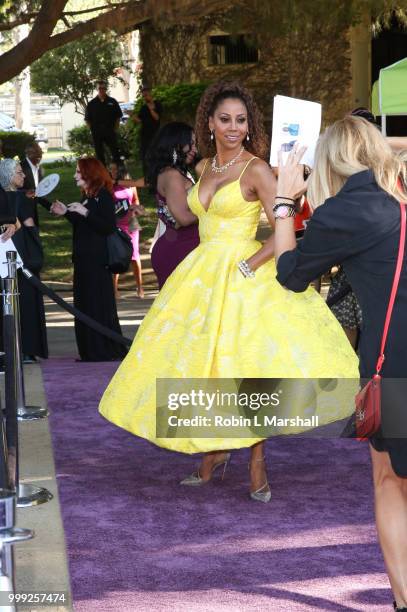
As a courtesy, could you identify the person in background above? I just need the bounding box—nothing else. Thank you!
[20,142,51,226]
[85,80,123,166]
[0,158,48,362]
[274,118,407,611]
[132,86,162,176]
[51,158,127,362]
[146,122,199,289]
[110,162,146,299]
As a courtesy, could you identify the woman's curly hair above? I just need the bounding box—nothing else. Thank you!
[195,81,268,160]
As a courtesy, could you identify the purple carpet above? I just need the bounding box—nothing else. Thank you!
[42,357,392,612]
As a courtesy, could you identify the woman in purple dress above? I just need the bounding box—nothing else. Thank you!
[147,122,199,289]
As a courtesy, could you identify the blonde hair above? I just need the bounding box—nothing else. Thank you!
[307,116,407,209]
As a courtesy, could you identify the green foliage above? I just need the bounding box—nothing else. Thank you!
[67,124,132,160]
[125,83,207,159]
[0,130,35,159]
[132,83,207,125]
[31,31,129,114]
[66,125,94,158]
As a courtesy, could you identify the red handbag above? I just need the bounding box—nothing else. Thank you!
[355,200,406,439]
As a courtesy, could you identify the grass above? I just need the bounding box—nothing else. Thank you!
[41,148,72,162]
[39,160,157,282]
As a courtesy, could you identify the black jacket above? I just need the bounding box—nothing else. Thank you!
[277,170,407,379]
[20,158,51,226]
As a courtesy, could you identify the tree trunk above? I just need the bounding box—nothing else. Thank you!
[13,20,32,132]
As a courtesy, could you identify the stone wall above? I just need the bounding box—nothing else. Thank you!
[140,16,353,127]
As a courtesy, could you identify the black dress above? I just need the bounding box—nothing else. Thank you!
[7,191,48,359]
[65,188,127,362]
[276,170,407,476]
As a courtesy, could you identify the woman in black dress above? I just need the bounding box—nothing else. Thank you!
[52,158,127,362]
[0,158,48,360]
[269,117,407,610]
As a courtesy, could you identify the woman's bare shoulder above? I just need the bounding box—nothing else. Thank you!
[245,157,274,180]
[195,158,208,178]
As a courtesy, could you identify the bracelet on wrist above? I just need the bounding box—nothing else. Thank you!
[273,203,296,219]
[273,202,296,213]
[275,196,295,202]
[238,259,255,279]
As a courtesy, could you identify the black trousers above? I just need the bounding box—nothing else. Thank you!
[91,129,121,166]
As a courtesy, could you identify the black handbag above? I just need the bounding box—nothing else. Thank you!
[106,227,133,273]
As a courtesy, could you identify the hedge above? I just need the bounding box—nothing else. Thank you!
[0,131,36,159]
[67,124,132,160]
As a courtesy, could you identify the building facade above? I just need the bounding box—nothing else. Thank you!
[139,14,369,129]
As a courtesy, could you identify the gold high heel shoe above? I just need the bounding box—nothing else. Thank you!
[249,456,271,503]
[180,452,231,486]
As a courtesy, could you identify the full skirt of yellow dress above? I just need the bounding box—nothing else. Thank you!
[99,177,359,453]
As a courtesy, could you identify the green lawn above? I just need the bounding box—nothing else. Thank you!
[39,161,157,282]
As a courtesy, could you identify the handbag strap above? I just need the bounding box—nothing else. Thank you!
[376,200,406,374]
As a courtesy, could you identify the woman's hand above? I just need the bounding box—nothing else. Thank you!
[133,204,146,216]
[277,144,308,200]
[51,200,68,216]
[1,223,17,242]
[67,202,88,217]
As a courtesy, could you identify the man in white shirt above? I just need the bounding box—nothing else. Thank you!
[20,142,51,225]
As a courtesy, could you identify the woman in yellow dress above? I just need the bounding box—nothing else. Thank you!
[99,81,358,502]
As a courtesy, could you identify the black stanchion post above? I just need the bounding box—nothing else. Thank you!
[0,489,33,611]
[2,277,18,493]
[1,256,53,507]
[5,253,48,422]
[0,397,9,490]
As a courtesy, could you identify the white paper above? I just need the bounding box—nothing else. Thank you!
[0,239,23,278]
[269,95,322,167]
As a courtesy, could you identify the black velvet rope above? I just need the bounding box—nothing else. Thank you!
[21,268,132,348]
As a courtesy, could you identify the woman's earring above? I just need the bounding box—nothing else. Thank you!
[246,132,250,142]
[210,130,214,142]
[172,149,178,164]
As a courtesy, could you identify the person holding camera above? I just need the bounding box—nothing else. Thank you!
[274,117,407,611]
[132,86,162,176]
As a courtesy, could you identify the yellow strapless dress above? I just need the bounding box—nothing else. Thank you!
[99,166,359,453]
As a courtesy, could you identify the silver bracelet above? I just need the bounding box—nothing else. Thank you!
[238,259,255,278]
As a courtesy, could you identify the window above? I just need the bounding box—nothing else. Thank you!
[209,35,259,66]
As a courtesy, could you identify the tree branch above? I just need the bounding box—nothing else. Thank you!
[63,3,130,17]
[0,13,37,32]
[47,0,229,48]
[0,0,229,85]
[0,0,68,83]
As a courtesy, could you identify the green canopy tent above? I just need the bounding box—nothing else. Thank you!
[371,57,407,135]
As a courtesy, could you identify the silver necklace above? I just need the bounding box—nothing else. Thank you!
[211,147,244,173]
